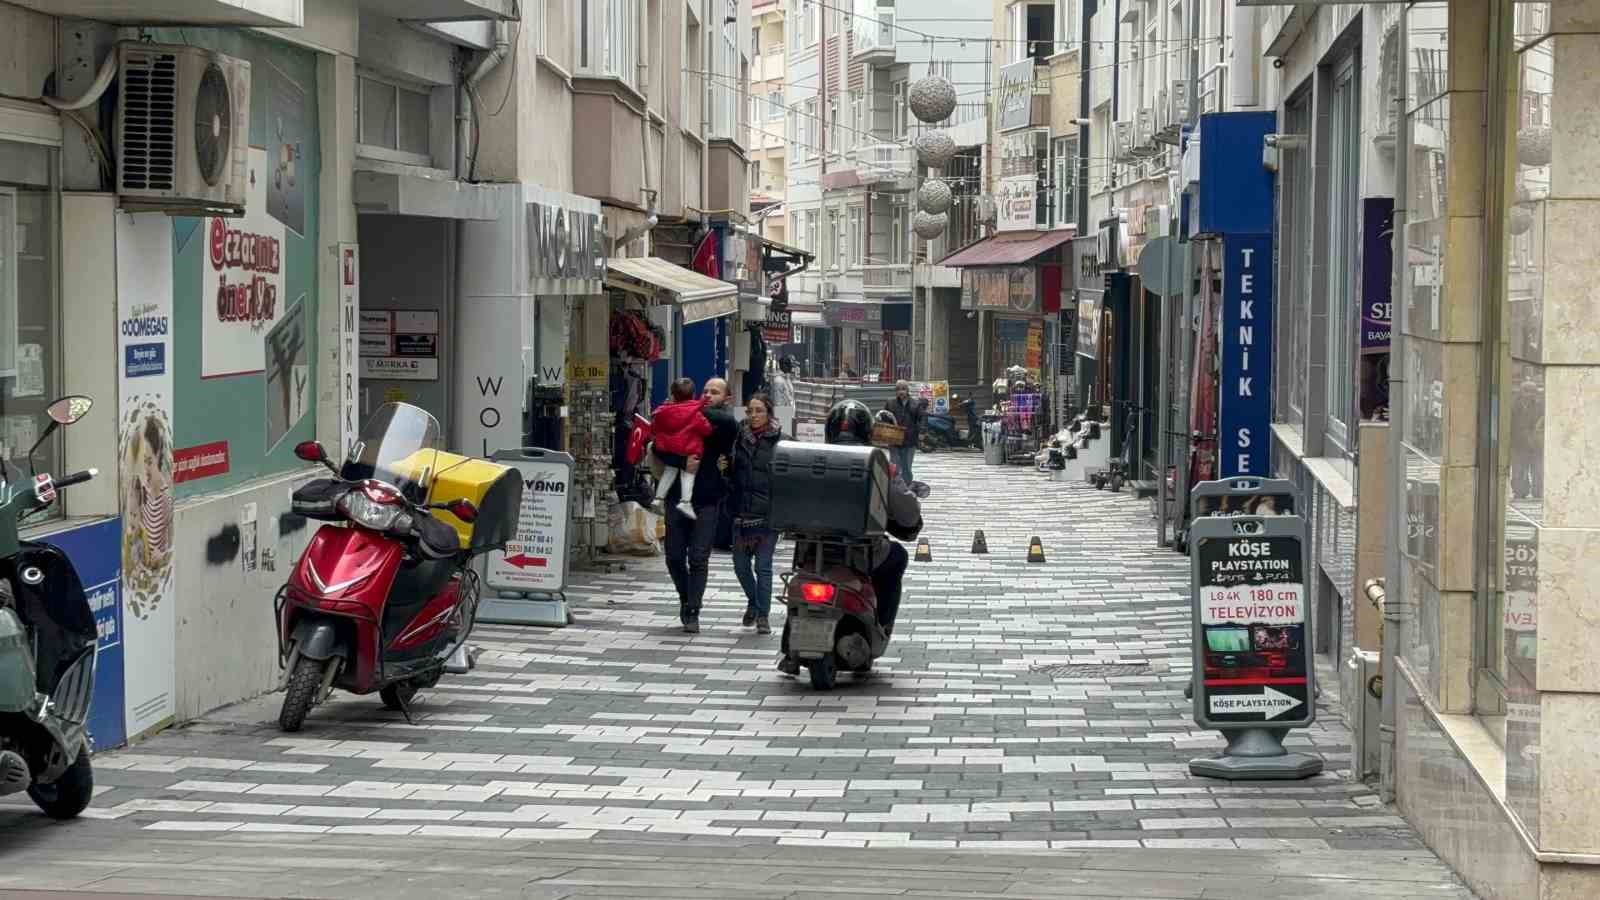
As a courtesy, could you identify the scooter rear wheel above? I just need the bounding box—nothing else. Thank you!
[808,654,838,691]
[28,747,93,820]
[279,656,326,732]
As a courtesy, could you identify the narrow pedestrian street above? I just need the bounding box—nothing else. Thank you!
[0,454,1468,899]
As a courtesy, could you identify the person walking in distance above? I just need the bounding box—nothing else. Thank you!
[654,378,738,633]
[730,393,783,634]
[649,378,713,520]
[882,380,927,484]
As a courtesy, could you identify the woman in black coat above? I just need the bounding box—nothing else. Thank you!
[731,392,783,634]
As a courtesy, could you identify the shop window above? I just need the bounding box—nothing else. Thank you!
[711,19,741,140]
[1324,57,1361,453]
[1054,0,1080,54]
[357,73,433,166]
[891,203,906,264]
[847,206,862,268]
[0,142,61,517]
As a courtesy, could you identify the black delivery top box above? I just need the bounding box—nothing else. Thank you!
[768,441,891,538]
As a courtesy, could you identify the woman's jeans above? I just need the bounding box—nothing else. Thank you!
[733,525,780,618]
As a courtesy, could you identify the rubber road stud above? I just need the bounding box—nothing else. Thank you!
[915,538,933,562]
[1027,536,1046,563]
[970,529,988,554]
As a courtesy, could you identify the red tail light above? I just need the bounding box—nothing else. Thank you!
[801,582,836,604]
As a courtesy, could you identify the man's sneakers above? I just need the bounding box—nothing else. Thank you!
[775,655,800,676]
[756,617,772,635]
[681,614,700,634]
[742,609,757,628]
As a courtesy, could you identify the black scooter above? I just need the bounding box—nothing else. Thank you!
[0,396,102,819]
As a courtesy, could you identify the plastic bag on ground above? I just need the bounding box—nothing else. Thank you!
[607,501,661,556]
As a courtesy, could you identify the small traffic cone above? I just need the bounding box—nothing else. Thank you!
[915,538,933,562]
[970,529,988,554]
[1027,536,1047,563]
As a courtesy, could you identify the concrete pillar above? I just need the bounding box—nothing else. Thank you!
[1399,0,1489,716]
[316,52,357,454]
[1501,0,1600,866]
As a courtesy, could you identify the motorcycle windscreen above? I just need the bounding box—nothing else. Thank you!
[341,402,443,504]
[10,546,96,697]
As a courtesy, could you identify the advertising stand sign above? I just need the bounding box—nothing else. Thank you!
[479,448,575,628]
[1187,477,1322,780]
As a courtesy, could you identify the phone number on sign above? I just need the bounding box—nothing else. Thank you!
[1200,583,1305,625]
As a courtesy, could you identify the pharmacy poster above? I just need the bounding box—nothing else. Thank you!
[202,147,285,378]
[115,211,177,740]
[485,449,574,596]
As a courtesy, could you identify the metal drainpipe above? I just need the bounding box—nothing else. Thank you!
[1078,1,1093,233]
[1378,11,1412,806]
[459,20,511,181]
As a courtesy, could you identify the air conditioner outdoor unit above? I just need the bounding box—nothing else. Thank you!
[1156,90,1169,129]
[1170,80,1189,124]
[116,42,251,217]
[1113,121,1135,161]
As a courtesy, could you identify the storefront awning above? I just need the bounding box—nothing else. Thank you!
[790,311,826,328]
[607,256,738,325]
[939,229,1076,268]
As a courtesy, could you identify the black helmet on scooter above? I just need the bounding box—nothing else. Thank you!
[825,399,873,445]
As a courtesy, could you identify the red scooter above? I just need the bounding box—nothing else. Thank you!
[274,403,520,731]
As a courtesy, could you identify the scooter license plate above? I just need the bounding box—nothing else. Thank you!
[790,614,836,655]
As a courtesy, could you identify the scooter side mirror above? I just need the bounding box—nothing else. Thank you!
[294,441,328,463]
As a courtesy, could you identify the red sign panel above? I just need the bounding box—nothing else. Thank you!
[173,441,232,484]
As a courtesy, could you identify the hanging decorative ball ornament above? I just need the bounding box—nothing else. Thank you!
[918,179,953,214]
[1518,126,1553,167]
[913,211,948,240]
[1509,204,1535,237]
[915,130,957,169]
[907,75,958,124]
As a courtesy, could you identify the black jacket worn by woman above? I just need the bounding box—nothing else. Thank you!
[730,420,783,525]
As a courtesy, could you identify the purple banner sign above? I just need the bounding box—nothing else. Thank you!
[1361,197,1394,353]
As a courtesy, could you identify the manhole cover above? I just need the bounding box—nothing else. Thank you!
[1031,662,1154,678]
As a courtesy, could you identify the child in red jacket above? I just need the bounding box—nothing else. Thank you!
[650,378,713,519]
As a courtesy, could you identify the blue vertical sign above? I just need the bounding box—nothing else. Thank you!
[1218,233,1274,478]
[43,518,125,751]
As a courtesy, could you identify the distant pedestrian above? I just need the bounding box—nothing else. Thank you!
[730,393,783,635]
[882,380,926,483]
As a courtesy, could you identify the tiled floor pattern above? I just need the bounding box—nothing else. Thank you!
[4,454,1441,860]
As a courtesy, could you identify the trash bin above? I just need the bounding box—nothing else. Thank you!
[982,418,1006,466]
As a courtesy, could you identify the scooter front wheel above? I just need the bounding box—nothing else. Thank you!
[28,748,93,820]
[279,656,327,732]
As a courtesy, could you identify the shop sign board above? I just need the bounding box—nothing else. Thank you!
[363,357,439,381]
[822,301,882,327]
[48,518,125,751]
[173,441,231,484]
[998,131,1040,233]
[525,187,608,294]
[485,448,574,597]
[1216,233,1274,478]
[1361,197,1394,352]
[1190,512,1314,731]
[912,381,950,414]
[1073,238,1104,359]
[358,309,440,381]
[961,267,1038,313]
[203,147,285,378]
[996,58,1036,133]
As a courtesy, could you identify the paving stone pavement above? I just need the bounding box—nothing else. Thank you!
[0,453,1472,899]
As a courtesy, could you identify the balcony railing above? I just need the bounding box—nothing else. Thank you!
[854,143,915,180]
[852,1,896,59]
[860,263,912,290]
